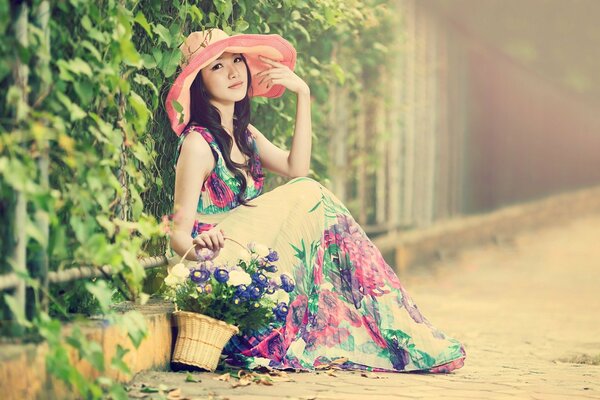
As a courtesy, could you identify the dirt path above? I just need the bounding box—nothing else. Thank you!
[129,213,600,399]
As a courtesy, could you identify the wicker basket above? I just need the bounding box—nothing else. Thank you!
[172,310,239,371]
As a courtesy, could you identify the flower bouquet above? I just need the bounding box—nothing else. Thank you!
[163,239,294,371]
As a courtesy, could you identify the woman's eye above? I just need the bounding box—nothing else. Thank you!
[234,56,243,62]
[211,63,222,71]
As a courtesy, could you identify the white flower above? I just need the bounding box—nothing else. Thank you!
[246,242,257,253]
[164,262,190,287]
[254,243,270,259]
[266,289,289,304]
[171,263,190,279]
[164,273,181,288]
[227,270,252,286]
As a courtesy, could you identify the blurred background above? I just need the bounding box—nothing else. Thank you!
[331,0,600,235]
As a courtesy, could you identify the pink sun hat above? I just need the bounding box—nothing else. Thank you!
[165,28,297,136]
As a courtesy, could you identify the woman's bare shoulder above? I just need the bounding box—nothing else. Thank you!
[177,128,214,174]
[247,123,263,140]
[180,126,212,152]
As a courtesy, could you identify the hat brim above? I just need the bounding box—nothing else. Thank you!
[166,34,297,136]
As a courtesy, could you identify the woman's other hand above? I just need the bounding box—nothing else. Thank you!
[256,55,310,95]
[192,228,225,258]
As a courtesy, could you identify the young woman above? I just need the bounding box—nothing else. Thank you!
[166,29,466,373]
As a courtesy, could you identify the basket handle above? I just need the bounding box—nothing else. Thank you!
[178,236,248,263]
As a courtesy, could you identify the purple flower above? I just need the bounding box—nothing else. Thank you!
[214,268,229,283]
[252,272,268,288]
[263,264,278,273]
[266,249,279,262]
[247,284,263,300]
[190,268,210,284]
[235,284,248,297]
[273,302,289,321]
[280,274,295,293]
[195,248,215,262]
[264,284,276,295]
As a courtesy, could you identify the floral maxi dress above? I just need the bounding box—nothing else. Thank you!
[167,125,467,373]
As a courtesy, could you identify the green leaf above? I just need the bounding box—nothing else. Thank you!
[330,62,346,85]
[80,40,102,62]
[131,141,150,164]
[293,21,311,42]
[3,294,32,328]
[215,0,233,21]
[236,20,249,32]
[0,58,10,82]
[73,80,94,106]
[88,28,107,44]
[133,74,158,108]
[185,372,199,382]
[152,24,171,46]
[129,91,150,131]
[81,15,92,31]
[172,99,183,113]
[111,345,131,375]
[26,210,49,248]
[87,341,105,372]
[96,215,116,237]
[85,280,113,314]
[118,311,148,348]
[188,5,203,23]
[0,0,8,34]
[133,12,153,38]
[120,38,142,67]
[121,243,145,282]
[373,42,388,54]
[160,48,182,78]
[140,53,157,69]
[54,91,87,121]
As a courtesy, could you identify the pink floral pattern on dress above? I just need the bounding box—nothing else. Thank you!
[171,154,468,373]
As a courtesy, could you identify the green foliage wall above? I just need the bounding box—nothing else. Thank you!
[0,0,397,396]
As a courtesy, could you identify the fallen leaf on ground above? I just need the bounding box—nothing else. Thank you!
[231,376,252,388]
[166,388,183,399]
[268,370,293,382]
[185,372,200,382]
[360,372,386,379]
[214,373,231,382]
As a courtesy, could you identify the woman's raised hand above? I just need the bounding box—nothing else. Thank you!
[256,55,310,95]
[192,227,225,258]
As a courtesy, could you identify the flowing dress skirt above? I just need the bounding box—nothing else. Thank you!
[167,177,466,373]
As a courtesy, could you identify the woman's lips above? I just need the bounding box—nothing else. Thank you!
[229,82,243,89]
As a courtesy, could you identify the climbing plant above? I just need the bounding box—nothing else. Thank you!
[0,0,397,397]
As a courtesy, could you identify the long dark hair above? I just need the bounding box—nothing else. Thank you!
[186,54,263,207]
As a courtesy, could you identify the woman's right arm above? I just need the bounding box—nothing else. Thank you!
[171,132,219,261]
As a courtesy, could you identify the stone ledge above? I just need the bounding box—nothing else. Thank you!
[374,185,600,274]
[0,299,174,400]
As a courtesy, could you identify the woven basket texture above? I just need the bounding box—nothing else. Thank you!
[172,311,239,371]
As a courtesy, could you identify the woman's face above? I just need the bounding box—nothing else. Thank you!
[200,52,248,105]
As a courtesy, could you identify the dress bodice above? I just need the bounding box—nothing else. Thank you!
[174,125,264,215]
